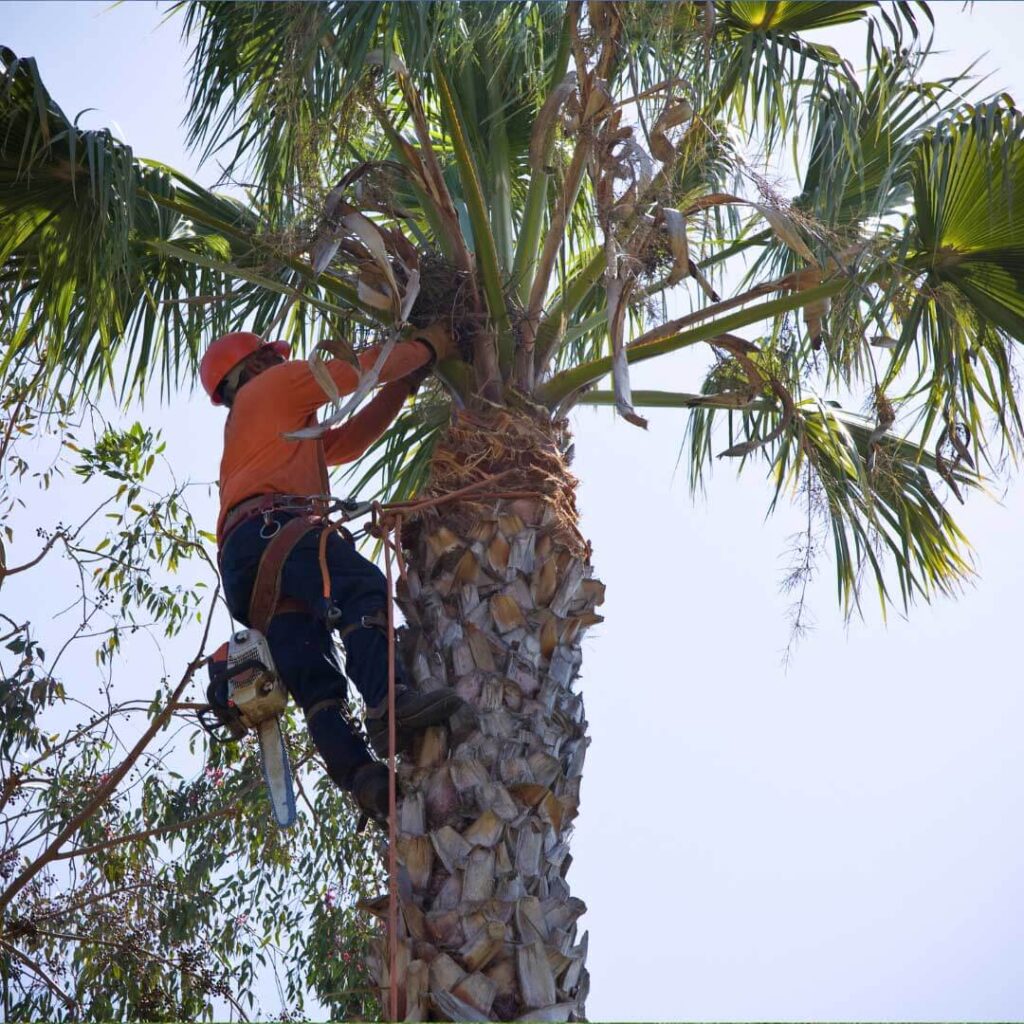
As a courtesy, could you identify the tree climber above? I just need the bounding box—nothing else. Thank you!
[201,326,464,824]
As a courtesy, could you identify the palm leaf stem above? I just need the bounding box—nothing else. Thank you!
[366,94,458,265]
[537,276,846,406]
[521,134,592,377]
[533,248,605,373]
[392,58,474,275]
[579,389,768,410]
[433,61,513,372]
[511,5,573,304]
[371,69,471,274]
[624,268,815,352]
[698,228,773,271]
[484,73,514,275]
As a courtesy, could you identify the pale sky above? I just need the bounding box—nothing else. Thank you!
[3,2,1024,1019]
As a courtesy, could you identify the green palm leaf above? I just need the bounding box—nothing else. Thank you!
[0,47,385,398]
[910,101,1024,341]
[8,0,1024,624]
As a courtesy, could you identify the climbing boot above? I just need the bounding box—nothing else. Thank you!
[350,762,389,830]
[365,686,465,759]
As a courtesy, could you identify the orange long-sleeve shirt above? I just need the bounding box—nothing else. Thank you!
[216,340,432,544]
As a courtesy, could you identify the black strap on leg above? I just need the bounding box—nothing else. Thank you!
[304,697,347,725]
[336,610,388,641]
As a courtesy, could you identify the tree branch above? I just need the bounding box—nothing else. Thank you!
[0,937,77,1013]
[0,587,220,917]
[0,531,67,580]
[51,784,258,862]
[22,702,163,773]
[29,928,249,1022]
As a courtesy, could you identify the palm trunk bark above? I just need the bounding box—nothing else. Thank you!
[366,408,602,1022]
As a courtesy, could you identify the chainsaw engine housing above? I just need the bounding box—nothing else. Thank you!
[203,629,287,740]
[224,629,287,728]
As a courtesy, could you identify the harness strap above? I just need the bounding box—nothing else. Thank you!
[304,697,345,724]
[336,610,389,641]
[248,516,321,634]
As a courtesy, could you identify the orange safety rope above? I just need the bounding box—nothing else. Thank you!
[317,524,332,600]
[377,506,400,1024]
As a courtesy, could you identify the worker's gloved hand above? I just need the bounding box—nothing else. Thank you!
[413,321,456,365]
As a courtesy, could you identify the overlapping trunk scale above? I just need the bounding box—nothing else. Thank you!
[366,409,603,1021]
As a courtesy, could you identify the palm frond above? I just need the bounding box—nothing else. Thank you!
[0,47,377,399]
[909,100,1024,340]
[686,388,976,613]
[10,1,1024,627]
[341,395,447,504]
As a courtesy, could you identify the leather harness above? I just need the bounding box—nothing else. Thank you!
[220,492,325,540]
[246,515,322,634]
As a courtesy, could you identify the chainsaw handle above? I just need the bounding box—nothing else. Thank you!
[207,657,272,687]
[196,704,240,743]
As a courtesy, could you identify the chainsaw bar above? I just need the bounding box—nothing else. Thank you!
[257,716,297,828]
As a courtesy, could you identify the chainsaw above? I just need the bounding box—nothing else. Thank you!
[199,628,297,829]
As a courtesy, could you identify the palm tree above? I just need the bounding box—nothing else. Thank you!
[5,2,1024,1018]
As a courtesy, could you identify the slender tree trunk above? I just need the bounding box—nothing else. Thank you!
[367,408,601,1022]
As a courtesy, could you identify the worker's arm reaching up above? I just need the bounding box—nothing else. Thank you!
[214,324,452,537]
[322,379,413,465]
[282,323,452,417]
[315,323,451,462]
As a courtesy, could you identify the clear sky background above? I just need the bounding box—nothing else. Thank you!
[3,2,1024,1020]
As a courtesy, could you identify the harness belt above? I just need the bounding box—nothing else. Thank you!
[337,610,389,640]
[221,493,326,541]
[304,696,345,723]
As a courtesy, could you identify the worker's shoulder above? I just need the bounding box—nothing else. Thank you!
[228,364,295,417]
[265,360,311,384]
[241,360,311,399]
[227,363,318,437]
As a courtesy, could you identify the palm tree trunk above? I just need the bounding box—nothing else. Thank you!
[367,408,602,1022]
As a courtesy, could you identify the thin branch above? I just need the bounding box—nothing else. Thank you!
[30,929,249,1022]
[0,771,23,821]
[0,363,47,466]
[33,880,162,921]
[0,587,220,917]
[0,937,77,1013]
[23,701,160,773]
[0,531,66,580]
[0,617,28,644]
[51,786,257,862]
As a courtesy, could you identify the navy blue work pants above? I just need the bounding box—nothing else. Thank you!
[219,512,403,787]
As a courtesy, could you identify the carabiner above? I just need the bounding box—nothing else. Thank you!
[260,513,282,540]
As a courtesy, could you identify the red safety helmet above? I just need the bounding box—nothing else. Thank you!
[200,331,290,405]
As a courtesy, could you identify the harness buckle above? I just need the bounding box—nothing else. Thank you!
[259,512,281,539]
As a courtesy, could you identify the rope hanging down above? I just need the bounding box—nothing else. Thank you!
[377,509,400,1024]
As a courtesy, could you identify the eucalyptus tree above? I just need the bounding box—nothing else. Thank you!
[0,372,386,1021]
[4,1,1024,1019]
